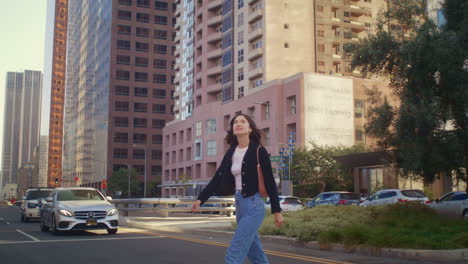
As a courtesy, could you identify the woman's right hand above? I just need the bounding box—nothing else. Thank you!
[191,200,201,213]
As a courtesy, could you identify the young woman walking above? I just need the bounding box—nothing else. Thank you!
[192,113,284,264]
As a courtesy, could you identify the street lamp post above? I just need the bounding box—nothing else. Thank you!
[127,164,131,198]
[133,144,147,198]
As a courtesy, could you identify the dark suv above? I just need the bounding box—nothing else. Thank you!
[305,191,360,208]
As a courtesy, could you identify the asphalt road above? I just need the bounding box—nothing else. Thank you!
[0,205,456,264]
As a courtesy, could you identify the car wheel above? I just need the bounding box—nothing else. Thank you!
[40,215,48,232]
[20,213,24,222]
[107,228,118,235]
[463,210,468,220]
[24,215,29,223]
[51,214,60,235]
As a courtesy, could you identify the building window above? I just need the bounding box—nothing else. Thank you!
[116,55,130,65]
[263,102,270,120]
[136,27,149,37]
[237,49,244,63]
[114,117,129,127]
[117,24,131,35]
[154,29,167,39]
[222,51,232,66]
[135,42,149,52]
[355,99,365,118]
[115,101,129,112]
[117,40,131,50]
[119,0,132,6]
[133,117,147,128]
[113,148,128,159]
[317,30,324,37]
[206,119,216,134]
[237,30,244,45]
[247,107,255,120]
[118,10,132,20]
[133,133,147,144]
[195,121,202,137]
[207,140,217,156]
[152,150,162,160]
[133,148,146,159]
[288,96,296,114]
[136,0,150,8]
[153,59,167,69]
[135,57,149,67]
[355,129,364,142]
[152,134,163,144]
[115,85,129,96]
[317,5,324,12]
[134,102,148,112]
[152,88,166,98]
[154,15,168,25]
[152,104,166,113]
[116,70,130,80]
[134,87,148,97]
[238,86,244,98]
[252,79,263,88]
[136,12,150,23]
[222,15,232,32]
[151,165,162,176]
[153,44,167,54]
[252,39,262,49]
[135,72,148,82]
[262,128,270,145]
[194,140,202,161]
[152,119,165,129]
[237,68,244,81]
[114,132,128,143]
[153,74,166,83]
[238,0,244,9]
[154,1,168,10]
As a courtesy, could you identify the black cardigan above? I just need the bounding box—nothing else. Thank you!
[197,141,281,213]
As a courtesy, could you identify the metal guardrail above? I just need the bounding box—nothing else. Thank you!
[111,197,235,217]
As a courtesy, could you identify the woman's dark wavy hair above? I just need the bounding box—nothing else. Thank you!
[225,113,262,146]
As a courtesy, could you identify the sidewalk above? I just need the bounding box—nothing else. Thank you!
[119,215,468,263]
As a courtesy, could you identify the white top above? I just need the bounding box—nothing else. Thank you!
[231,146,248,191]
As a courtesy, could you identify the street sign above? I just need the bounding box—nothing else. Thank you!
[270,155,281,162]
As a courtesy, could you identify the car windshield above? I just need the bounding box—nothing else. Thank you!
[25,190,52,200]
[57,190,104,201]
[401,190,426,198]
[284,198,301,204]
[339,193,359,200]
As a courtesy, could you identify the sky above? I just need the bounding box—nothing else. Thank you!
[0,0,48,165]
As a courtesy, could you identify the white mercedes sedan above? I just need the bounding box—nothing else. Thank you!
[40,187,118,234]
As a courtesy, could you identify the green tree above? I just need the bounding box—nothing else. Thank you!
[108,168,140,198]
[344,0,467,190]
[291,142,366,197]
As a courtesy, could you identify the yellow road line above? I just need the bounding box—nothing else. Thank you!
[131,229,353,264]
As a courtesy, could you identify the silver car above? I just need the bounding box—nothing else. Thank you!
[40,187,118,234]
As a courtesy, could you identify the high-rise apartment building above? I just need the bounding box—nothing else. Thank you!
[61,0,175,196]
[162,0,389,197]
[1,71,43,189]
[38,136,49,187]
[46,0,68,188]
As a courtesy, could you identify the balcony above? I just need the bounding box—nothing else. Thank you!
[350,20,366,30]
[207,0,222,11]
[332,54,342,60]
[331,17,341,24]
[248,0,259,5]
[248,67,263,80]
[349,5,371,14]
[206,82,222,94]
[207,48,222,60]
[174,33,181,44]
[248,8,262,24]
[175,8,181,18]
[174,62,180,71]
[248,28,263,42]
[207,14,222,28]
[248,47,263,61]
[196,22,203,33]
[174,76,181,84]
[174,48,180,57]
[207,31,222,44]
[206,65,222,77]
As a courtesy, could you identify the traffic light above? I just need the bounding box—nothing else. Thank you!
[55,178,59,184]
[101,179,107,189]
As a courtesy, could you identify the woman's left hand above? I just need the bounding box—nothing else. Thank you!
[274,212,284,227]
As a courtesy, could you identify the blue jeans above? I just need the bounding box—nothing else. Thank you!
[225,192,269,264]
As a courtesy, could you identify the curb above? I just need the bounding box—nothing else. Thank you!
[120,218,468,262]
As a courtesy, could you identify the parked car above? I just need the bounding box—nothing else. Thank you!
[265,196,303,212]
[0,200,12,206]
[360,189,429,207]
[305,192,360,208]
[428,191,468,219]
[20,188,54,222]
[40,187,118,234]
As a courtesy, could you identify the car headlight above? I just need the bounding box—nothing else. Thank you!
[58,209,73,217]
[27,202,37,208]
[107,208,118,216]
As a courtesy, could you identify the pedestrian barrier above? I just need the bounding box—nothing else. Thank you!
[111,197,235,217]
